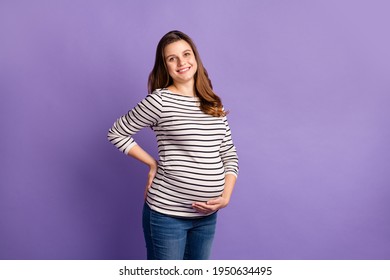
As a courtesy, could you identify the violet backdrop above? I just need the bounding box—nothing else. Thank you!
[1,0,389,259]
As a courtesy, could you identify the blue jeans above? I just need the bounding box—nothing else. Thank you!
[142,203,217,260]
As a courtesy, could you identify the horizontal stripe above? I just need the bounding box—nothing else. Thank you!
[108,88,238,218]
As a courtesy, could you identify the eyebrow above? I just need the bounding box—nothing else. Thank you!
[165,49,193,59]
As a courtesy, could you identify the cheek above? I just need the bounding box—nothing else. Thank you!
[192,60,198,72]
[166,63,176,75]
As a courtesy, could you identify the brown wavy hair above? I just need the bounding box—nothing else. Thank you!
[148,30,226,117]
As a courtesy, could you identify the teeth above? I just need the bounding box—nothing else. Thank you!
[178,67,190,73]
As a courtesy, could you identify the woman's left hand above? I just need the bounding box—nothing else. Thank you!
[192,197,229,214]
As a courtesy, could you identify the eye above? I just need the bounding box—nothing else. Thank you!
[184,52,191,57]
[168,57,176,62]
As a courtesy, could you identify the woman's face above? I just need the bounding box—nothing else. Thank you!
[164,40,198,85]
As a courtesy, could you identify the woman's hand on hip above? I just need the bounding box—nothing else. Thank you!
[144,160,158,200]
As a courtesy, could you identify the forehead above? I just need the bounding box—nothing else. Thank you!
[164,40,193,56]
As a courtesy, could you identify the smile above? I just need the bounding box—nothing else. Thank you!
[177,67,191,73]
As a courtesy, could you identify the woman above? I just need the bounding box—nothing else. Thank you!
[108,30,238,260]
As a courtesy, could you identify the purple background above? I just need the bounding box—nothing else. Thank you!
[1,0,389,260]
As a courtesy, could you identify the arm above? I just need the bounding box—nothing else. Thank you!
[108,92,162,154]
[127,144,158,199]
[108,92,162,195]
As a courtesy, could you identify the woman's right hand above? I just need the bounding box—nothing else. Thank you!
[126,144,159,200]
[144,160,158,200]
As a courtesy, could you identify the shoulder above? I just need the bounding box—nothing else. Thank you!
[151,88,170,95]
[146,89,166,101]
[148,88,170,100]
[140,90,164,111]
[153,88,174,98]
[151,88,182,102]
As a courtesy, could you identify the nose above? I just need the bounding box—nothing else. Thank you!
[177,58,186,66]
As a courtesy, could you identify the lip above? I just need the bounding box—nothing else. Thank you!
[176,67,191,73]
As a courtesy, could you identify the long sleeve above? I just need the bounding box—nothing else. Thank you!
[109,88,238,218]
[108,91,162,154]
[219,115,239,177]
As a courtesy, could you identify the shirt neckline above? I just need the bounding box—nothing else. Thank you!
[162,88,199,99]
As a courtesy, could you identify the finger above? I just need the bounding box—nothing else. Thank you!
[205,198,220,205]
[193,207,212,214]
[144,181,153,200]
[192,204,206,211]
[192,202,209,209]
[146,173,156,188]
[192,203,208,211]
[144,186,150,200]
[192,202,216,213]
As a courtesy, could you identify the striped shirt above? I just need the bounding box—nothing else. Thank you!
[108,88,239,218]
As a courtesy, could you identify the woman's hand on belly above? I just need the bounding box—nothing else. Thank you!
[192,197,229,214]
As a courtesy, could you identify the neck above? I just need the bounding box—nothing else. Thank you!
[170,81,196,97]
